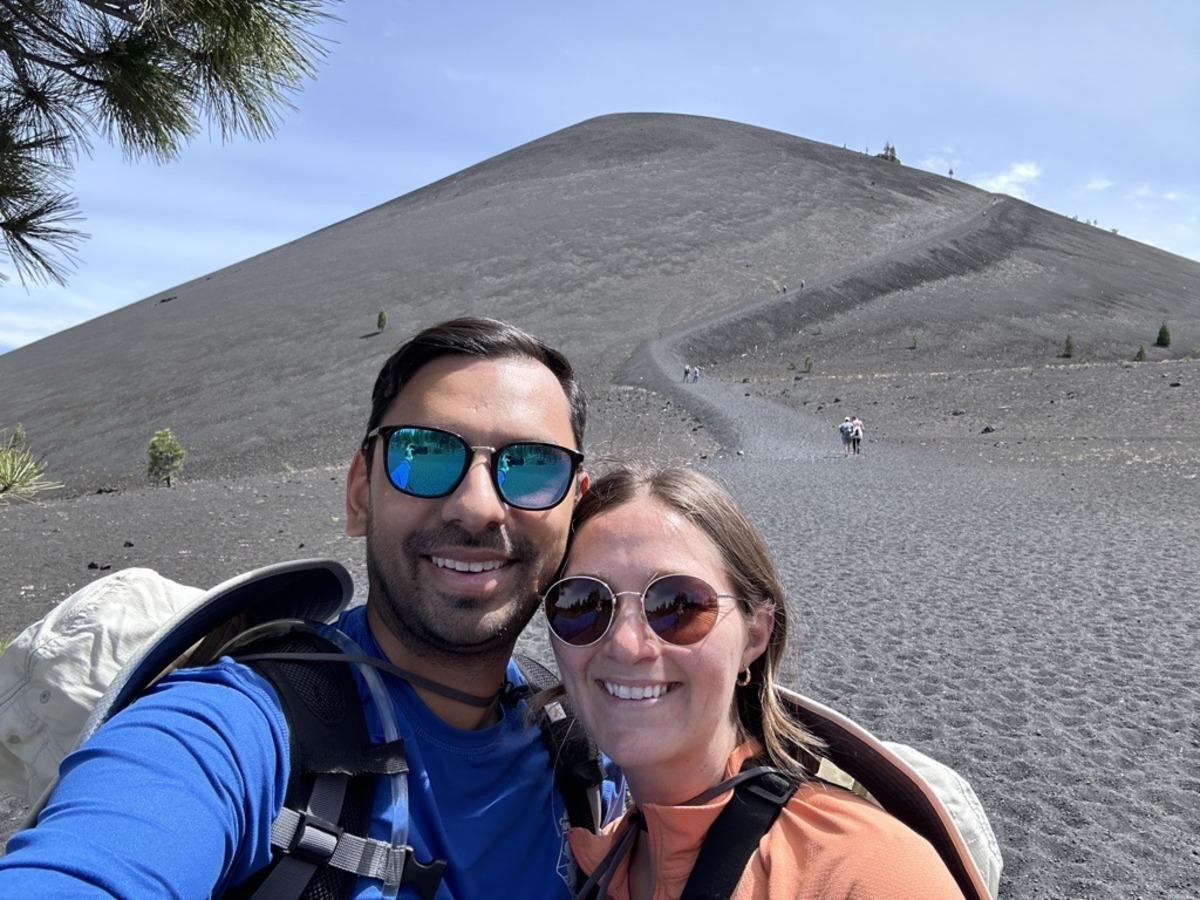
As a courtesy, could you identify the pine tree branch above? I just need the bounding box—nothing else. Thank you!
[74,0,142,27]
[0,0,87,60]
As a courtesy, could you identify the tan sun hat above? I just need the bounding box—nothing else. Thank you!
[0,560,352,805]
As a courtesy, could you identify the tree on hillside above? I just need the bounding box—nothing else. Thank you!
[875,142,900,163]
[0,0,338,286]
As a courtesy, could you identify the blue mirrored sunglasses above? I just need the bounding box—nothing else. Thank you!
[363,424,584,511]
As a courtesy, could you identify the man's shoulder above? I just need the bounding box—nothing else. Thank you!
[147,656,290,736]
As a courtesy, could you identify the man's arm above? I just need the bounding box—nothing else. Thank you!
[0,660,290,898]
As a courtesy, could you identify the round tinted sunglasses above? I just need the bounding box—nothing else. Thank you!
[363,424,584,511]
[543,574,736,647]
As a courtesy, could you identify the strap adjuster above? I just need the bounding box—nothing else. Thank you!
[743,770,794,806]
[287,811,344,866]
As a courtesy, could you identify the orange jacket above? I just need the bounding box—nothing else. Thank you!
[570,741,965,900]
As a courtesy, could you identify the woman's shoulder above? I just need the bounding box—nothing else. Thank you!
[745,779,965,899]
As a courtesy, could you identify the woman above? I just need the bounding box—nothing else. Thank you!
[543,465,964,899]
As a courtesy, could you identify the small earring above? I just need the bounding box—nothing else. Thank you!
[736,668,751,687]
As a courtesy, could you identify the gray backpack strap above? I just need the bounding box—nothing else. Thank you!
[261,783,444,896]
[230,630,445,900]
[515,654,609,832]
[253,774,351,899]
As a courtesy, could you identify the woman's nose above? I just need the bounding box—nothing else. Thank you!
[602,594,661,663]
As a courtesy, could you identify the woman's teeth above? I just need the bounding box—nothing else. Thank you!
[603,681,671,701]
[432,556,505,573]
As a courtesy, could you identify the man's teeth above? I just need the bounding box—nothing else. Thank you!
[431,556,506,573]
[603,682,671,701]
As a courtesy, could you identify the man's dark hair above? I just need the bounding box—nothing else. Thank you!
[362,317,587,468]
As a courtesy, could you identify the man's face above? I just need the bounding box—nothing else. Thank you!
[346,354,586,660]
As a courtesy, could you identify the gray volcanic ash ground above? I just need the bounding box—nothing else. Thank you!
[2,113,1199,898]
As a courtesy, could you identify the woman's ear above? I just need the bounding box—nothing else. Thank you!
[741,603,774,670]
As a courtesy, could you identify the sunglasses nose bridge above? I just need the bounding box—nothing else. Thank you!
[602,589,664,655]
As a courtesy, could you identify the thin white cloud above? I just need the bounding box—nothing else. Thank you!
[1085,177,1114,192]
[1123,184,1188,203]
[919,154,961,175]
[975,162,1041,199]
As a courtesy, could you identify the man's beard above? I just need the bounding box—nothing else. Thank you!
[364,515,556,663]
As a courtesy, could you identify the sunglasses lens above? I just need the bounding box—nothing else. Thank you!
[496,443,575,510]
[386,427,467,497]
[545,577,613,646]
[643,575,721,645]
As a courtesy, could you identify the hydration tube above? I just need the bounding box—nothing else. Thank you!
[322,626,410,900]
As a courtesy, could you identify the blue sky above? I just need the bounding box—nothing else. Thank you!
[3,1,1198,353]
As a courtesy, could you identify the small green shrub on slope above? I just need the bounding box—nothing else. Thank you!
[147,428,186,487]
[1155,321,1171,348]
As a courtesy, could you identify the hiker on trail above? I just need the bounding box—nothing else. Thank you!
[838,416,855,456]
[851,415,865,455]
[683,364,691,382]
[544,466,965,898]
[0,318,621,897]
[690,365,701,383]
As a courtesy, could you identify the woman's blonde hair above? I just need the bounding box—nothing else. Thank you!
[569,464,824,780]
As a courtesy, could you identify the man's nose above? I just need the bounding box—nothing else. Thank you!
[440,453,506,530]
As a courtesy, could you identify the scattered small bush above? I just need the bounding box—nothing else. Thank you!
[1134,345,1147,362]
[1062,334,1074,359]
[908,335,918,350]
[0,424,62,506]
[377,309,388,332]
[1155,321,1171,348]
[803,354,814,374]
[147,428,186,487]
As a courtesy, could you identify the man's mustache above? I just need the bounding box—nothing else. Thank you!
[404,524,520,559]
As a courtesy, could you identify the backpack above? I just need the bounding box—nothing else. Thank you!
[674,693,1002,900]
[0,560,608,899]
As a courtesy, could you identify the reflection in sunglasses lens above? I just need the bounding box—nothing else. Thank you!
[547,578,612,645]
[389,427,467,496]
[644,576,719,645]
[496,443,572,509]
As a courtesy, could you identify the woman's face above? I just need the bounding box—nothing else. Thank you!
[550,496,771,800]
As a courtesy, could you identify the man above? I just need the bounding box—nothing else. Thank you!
[0,317,609,897]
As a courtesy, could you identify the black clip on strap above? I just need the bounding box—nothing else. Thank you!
[402,850,448,900]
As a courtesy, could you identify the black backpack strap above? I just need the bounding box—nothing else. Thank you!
[225,629,444,900]
[678,762,799,900]
[515,654,609,832]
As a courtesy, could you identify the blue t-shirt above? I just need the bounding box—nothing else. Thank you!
[0,606,608,898]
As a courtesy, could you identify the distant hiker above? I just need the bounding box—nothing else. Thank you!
[691,365,701,382]
[838,416,855,456]
[550,466,967,898]
[684,364,691,382]
[800,279,805,290]
[0,318,620,897]
[851,415,865,455]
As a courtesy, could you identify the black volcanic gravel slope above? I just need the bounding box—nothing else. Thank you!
[1,113,989,494]
[4,113,1197,498]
